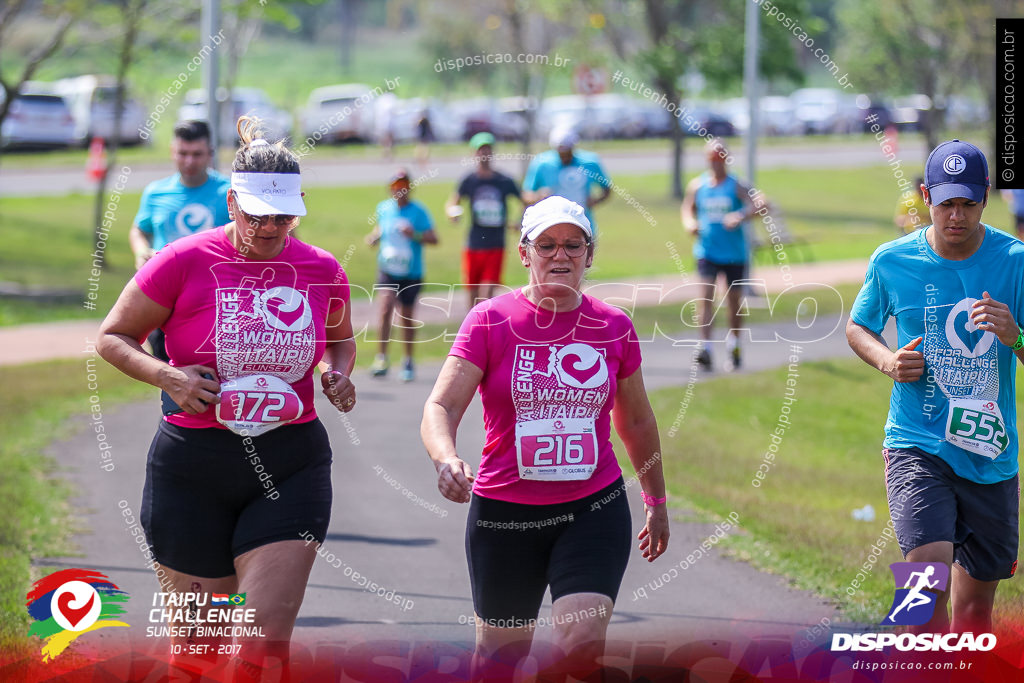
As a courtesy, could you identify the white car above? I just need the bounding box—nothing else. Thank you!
[301,84,377,144]
[0,89,77,149]
[179,87,293,144]
[51,75,148,146]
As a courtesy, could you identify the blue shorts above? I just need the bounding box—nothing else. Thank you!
[884,447,1019,582]
[696,258,747,286]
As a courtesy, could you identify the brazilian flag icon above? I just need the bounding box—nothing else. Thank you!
[229,593,246,606]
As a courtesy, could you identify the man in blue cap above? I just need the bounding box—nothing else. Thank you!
[847,140,1024,633]
[446,132,526,308]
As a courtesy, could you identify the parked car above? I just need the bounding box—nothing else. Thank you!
[890,94,932,132]
[300,84,376,144]
[536,95,589,140]
[790,88,860,135]
[678,102,735,137]
[178,87,293,144]
[51,75,148,146]
[387,98,459,143]
[0,89,77,149]
[759,95,802,136]
[854,94,892,132]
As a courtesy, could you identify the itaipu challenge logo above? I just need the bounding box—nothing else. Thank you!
[26,568,129,661]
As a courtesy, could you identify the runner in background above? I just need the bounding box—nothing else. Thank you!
[446,132,527,309]
[522,126,611,239]
[681,138,757,371]
[894,177,928,234]
[422,196,669,679]
[130,120,230,362]
[98,116,357,678]
[1000,188,1024,239]
[365,169,438,382]
[847,139,1024,634]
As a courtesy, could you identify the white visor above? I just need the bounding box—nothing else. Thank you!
[231,172,307,216]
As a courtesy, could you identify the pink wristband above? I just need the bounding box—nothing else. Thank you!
[641,491,666,506]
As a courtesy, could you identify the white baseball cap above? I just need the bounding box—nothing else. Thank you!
[549,125,579,149]
[520,195,592,242]
[231,172,307,216]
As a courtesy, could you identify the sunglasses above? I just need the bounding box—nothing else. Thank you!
[240,212,298,230]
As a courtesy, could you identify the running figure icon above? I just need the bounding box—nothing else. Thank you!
[887,565,939,622]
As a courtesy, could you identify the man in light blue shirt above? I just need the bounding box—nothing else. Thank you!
[523,126,611,237]
[365,169,438,381]
[129,120,230,361]
[848,139,1024,634]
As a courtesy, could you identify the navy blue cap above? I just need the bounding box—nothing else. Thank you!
[924,139,989,204]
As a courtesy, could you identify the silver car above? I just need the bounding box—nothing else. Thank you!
[1,91,77,149]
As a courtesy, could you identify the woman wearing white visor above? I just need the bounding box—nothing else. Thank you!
[98,116,356,674]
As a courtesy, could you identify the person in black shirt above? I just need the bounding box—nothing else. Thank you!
[446,133,529,308]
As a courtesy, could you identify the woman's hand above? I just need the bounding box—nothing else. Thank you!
[162,365,221,414]
[435,457,475,503]
[638,505,670,562]
[322,370,356,413]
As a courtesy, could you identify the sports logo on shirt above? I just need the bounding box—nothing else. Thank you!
[945,297,994,359]
[174,203,215,237]
[256,286,312,332]
[553,343,608,389]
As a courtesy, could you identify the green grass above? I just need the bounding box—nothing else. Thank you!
[645,358,1024,626]
[0,358,152,646]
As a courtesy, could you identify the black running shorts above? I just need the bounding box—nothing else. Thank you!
[465,477,632,623]
[141,419,333,578]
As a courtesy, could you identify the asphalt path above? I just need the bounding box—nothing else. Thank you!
[38,311,870,664]
[0,138,926,198]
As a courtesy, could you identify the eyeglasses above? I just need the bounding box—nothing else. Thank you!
[527,239,590,258]
[240,213,298,230]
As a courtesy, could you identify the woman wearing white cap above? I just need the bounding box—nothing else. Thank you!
[98,116,356,672]
[422,195,669,676]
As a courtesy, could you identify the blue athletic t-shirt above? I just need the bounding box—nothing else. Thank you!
[692,173,748,265]
[523,150,610,235]
[134,171,231,250]
[375,199,433,279]
[851,225,1024,483]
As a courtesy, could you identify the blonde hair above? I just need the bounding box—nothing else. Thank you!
[232,115,299,174]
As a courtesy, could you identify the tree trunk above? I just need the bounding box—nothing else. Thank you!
[92,0,145,269]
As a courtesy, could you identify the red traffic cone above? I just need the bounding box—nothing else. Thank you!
[86,136,107,181]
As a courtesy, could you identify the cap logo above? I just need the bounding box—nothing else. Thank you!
[943,154,966,175]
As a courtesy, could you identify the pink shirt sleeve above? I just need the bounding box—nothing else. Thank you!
[134,242,185,309]
[329,260,350,313]
[618,319,643,379]
[449,304,490,372]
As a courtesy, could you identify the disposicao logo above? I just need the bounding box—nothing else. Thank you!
[26,569,130,661]
[831,562,996,653]
[883,562,949,626]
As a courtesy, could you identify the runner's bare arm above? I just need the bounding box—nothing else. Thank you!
[680,177,700,235]
[321,301,357,412]
[421,356,482,503]
[612,368,669,562]
[444,191,463,221]
[724,181,761,229]
[845,318,924,383]
[97,280,220,413]
[129,224,155,270]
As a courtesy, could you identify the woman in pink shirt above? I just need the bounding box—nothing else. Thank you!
[422,195,670,677]
[98,116,356,674]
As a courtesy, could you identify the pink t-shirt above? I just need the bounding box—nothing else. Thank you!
[450,289,643,504]
[135,226,350,429]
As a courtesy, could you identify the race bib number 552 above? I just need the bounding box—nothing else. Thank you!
[516,418,598,481]
[217,374,303,437]
[946,398,1009,459]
